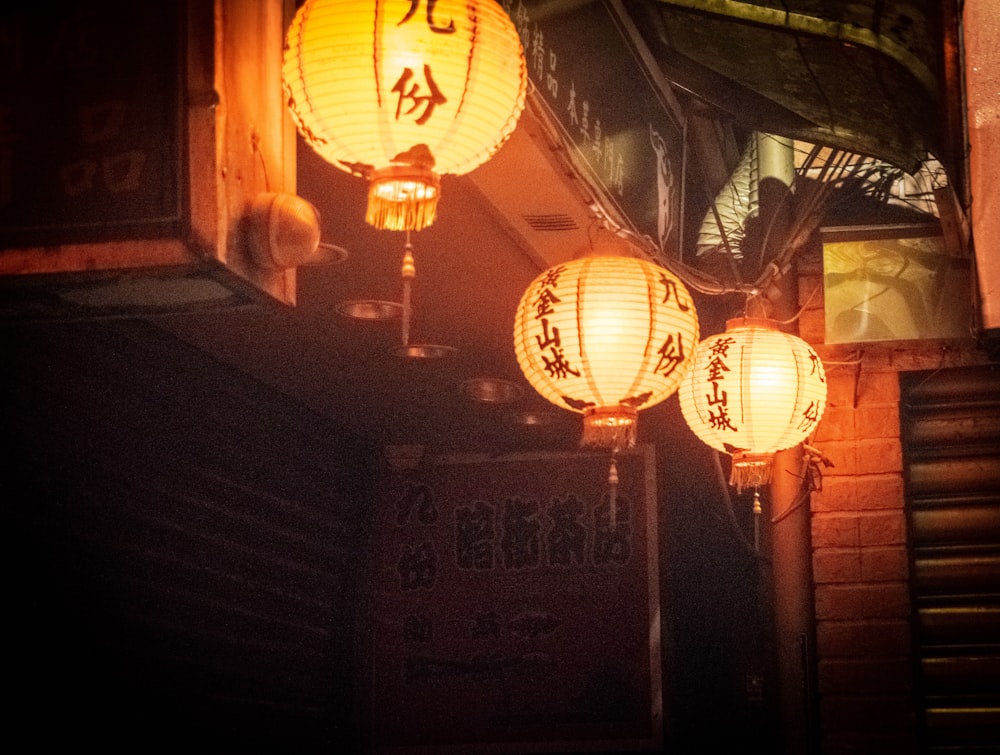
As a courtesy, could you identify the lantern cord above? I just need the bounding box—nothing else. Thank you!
[401,234,416,347]
[752,488,762,552]
[586,208,757,297]
[743,291,771,320]
[607,455,619,524]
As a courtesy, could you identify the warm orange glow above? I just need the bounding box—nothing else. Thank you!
[513,253,699,450]
[282,0,527,231]
[678,317,827,488]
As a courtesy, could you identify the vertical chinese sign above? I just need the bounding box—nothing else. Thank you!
[370,447,662,753]
[0,1,182,247]
[503,0,684,256]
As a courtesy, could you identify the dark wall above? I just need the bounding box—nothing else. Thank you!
[652,398,776,753]
[1,318,374,754]
[0,311,775,754]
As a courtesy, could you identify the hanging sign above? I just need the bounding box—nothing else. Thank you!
[370,447,662,754]
[503,0,685,255]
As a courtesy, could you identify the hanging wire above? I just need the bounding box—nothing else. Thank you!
[771,443,833,525]
[711,451,759,556]
[774,281,821,324]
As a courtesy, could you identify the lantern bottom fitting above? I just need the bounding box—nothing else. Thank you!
[367,165,441,231]
[581,405,638,451]
[729,452,774,493]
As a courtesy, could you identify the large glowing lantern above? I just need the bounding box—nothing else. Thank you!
[282,0,527,231]
[678,317,827,491]
[513,248,699,451]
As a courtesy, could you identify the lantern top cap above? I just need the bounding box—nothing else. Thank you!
[575,227,645,260]
[725,316,781,332]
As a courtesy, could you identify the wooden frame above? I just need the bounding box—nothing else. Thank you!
[0,0,298,314]
[368,445,662,754]
[821,224,974,344]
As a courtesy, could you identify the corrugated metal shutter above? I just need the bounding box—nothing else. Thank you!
[2,319,374,752]
[901,364,1000,753]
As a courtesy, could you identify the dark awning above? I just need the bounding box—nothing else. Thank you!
[623,0,959,175]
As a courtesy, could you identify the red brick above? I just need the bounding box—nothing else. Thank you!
[857,474,905,509]
[855,404,900,438]
[811,476,860,512]
[817,619,912,657]
[812,439,858,473]
[812,406,855,442]
[815,582,910,620]
[861,546,910,582]
[856,437,903,474]
[799,307,826,344]
[813,548,862,583]
[824,371,857,409]
[812,513,859,547]
[856,370,900,405]
[859,510,908,546]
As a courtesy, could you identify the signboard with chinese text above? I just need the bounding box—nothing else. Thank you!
[370,446,662,753]
[504,0,685,255]
[0,1,183,247]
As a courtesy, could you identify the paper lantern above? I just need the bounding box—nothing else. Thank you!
[283,0,527,231]
[678,317,827,490]
[513,248,699,451]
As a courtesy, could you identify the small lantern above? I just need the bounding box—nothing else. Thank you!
[678,317,827,491]
[282,0,527,231]
[513,241,699,451]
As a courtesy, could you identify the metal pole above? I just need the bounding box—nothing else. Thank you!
[755,132,819,755]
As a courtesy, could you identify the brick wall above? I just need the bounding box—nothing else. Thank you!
[796,251,988,755]
[809,365,917,755]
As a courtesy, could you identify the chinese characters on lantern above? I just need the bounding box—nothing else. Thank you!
[705,335,738,432]
[526,262,691,390]
[656,274,691,379]
[528,264,582,382]
[392,64,447,124]
[799,353,825,431]
[391,2,455,126]
[400,0,456,33]
[697,334,825,436]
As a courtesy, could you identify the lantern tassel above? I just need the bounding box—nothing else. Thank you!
[581,405,638,451]
[367,164,440,232]
[368,189,438,231]
[729,452,774,494]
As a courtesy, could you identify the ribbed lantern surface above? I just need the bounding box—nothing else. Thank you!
[283,0,527,230]
[513,253,699,450]
[678,317,827,486]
